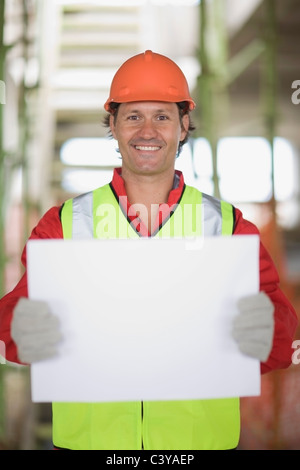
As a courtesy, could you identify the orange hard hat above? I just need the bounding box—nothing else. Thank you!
[104,50,196,112]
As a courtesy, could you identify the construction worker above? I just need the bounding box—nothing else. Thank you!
[0,50,298,450]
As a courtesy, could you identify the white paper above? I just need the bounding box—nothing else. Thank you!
[27,236,260,403]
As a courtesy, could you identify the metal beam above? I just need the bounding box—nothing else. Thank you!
[197,0,229,199]
[262,0,277,214]
[0,0,5,298]
[226,38,265,85]
[0,0,6,444]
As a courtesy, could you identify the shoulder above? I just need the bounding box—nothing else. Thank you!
[29,206,64,240]
[233,206,260,235]
[19,206,63,269]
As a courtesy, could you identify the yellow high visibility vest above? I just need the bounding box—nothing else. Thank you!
[54,183,240,450]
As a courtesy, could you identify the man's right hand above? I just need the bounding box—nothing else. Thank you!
[11,298,62,364]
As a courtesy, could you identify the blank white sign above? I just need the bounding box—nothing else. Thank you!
[27,236,260,403]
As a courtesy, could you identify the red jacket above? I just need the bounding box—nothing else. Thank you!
[0,169,298,373]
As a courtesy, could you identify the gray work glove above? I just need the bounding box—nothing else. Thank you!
[232,292,275,362]
[11,297,62,364]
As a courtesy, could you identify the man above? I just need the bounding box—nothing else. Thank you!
[0,50,298,450]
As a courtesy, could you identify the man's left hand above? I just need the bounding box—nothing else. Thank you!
[232,292,275,362]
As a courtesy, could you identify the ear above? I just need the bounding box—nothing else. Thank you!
[180,114,189,141]
[109,114,117,139]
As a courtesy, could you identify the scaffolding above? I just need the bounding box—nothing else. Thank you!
[0,0,299,450]
[0,0,42,449]
[196,0,300,450]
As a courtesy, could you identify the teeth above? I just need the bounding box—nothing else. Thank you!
[135,146,160,151]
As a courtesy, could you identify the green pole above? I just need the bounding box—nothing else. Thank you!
[20,0,30,243]
[263,0,277,217]
[262,0,282,451]
[0,0,6,444]
[0,0,6,298]
[198,0,220,198]
[197,0,229,199]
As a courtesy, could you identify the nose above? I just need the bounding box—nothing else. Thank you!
[138,118,158,139]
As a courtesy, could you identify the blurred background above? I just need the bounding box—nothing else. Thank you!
[0,0,299,450]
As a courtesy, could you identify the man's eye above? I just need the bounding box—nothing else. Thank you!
[128,115,139,120]
[157,115,168,121]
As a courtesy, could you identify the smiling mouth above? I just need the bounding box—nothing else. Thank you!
[134,145,160,151]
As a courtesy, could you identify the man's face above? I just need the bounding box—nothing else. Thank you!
[110,101,189,178]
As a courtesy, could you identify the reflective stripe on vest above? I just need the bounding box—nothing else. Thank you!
[55,183,240,450]
[61,184,234,239]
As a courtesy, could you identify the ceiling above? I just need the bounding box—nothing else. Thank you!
[3,0,300,231]
[47,0,300,157]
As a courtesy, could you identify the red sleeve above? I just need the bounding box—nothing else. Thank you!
[0,206,63,363]
[233,207,298,374]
